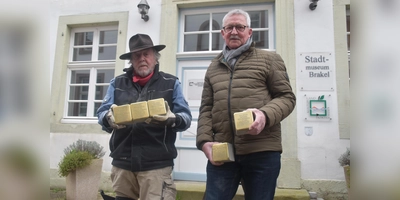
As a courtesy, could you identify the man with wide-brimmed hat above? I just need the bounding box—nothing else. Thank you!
[97,33,192,200]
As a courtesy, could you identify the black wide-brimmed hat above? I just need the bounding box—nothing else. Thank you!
[119,34,166,60]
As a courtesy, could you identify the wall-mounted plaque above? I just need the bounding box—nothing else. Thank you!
[298,52,335,91]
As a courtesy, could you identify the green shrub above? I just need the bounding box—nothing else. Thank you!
[58,150,93,177]
[338,148,350,166]
[63,139,105,159]
[339,148,350,188]
[58,140,106,177]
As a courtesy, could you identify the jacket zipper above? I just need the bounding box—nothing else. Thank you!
[223,58,237,154]
[228,69,236,154]
[163,126,168,152]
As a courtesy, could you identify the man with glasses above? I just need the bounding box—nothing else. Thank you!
[196,9,296,200]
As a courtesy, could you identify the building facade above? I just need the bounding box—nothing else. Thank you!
[50,0,350,198]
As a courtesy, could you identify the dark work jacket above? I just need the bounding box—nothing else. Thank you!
[110,65,177,172]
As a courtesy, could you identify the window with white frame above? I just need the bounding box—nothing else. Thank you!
[346,6,350,78]
[346,6,350,54]
[65,26,117,119]
[179,5,275,53]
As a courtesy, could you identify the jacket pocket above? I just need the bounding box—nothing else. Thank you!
[161,179,176,200]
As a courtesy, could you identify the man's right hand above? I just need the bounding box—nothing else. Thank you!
[202,142,224,166]
[106,104,126,129]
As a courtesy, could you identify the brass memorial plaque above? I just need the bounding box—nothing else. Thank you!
[234,110,254,135]
[130,101,150,122]
[212,143,235,162]
[147,98,167,116]
[112,104,133,125]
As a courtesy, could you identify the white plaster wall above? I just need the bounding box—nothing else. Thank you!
[294,0,350,180]
[48,0,351,183]
[50,133,113,171]
[49,0,162,172]
[49,0,163,86]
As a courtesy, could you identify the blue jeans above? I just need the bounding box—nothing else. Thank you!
[204,151,281,200]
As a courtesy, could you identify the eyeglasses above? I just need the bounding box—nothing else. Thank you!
[222,25,248,33]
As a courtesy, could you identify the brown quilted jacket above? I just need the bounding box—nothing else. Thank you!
[196,43,296,155]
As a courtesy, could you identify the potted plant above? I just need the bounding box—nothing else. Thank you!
[58,139,106,200]
[338,148,350,194]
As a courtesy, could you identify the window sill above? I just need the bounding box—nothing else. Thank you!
[61,118,98,124]
[176,52,220,60]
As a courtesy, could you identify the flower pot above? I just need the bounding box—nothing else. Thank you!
[343,165,350,198]
[66,159,103,200]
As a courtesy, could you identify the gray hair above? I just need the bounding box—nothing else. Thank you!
[153,48,161,61]
[222,9,251,27]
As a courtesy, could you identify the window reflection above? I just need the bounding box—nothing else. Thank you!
[98,46,116,60]
[68,27,117,118]
[346,9,350,52]
[99,30,117,60]
[249,11,268,49]
[212,33,224,50]
[95,69,114,101]
[68,69,114,117]
[73,48,92,61]
[184,34,209,51]
[74,32,93,45]
[73,32,93,61]
[100,30,118,44]
[252,30,269,49]
[182,9,271,52]
[97,69,114,83]
[346,6,350,79]
[212,13,225,30]
[185,14,209,32]
[71,70,90,83]
[184,13,223,51]
[68,102,87,117]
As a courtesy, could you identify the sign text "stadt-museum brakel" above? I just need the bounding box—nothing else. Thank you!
[305,55,330,78]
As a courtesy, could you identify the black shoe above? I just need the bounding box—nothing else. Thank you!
[100,190,115,200]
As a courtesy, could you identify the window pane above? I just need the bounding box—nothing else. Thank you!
[212,13,226,30]
[98,46,117,60]
[74,32,93,45]
[71,70,90,83]
[94,102,102,117]
[73,47,92,61]
[346,14,350,51]
[100,30,118,44]
[184,34,209,51]
[95,86,108,100]
[347,34,350,51]
[185,14,210,32]
[253,30,269,49]
[97,69,114,83]
[249,10,268,28]
[68,102,87,116]
[69,86,89,100]
[212,33,224,50]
